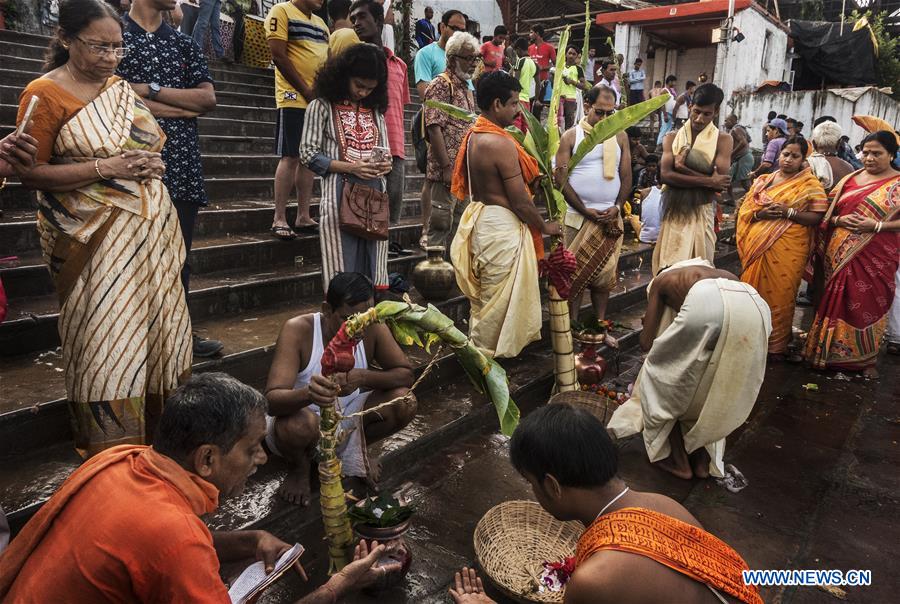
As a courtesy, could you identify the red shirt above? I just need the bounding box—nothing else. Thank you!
[383,46,411,159]
[529,42,556,80]
[480,40,505,73]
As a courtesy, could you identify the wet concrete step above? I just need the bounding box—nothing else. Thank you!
[1,215,424,299]
[0,237,670,417]
[0,166,423,209]
[0,193,424,255]
[0,229,431,356]
[0,260,654,533]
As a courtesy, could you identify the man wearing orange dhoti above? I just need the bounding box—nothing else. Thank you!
[449,405,763,604]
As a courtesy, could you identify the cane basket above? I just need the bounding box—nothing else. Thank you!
[474,501,584,603]
[548,390,618,426]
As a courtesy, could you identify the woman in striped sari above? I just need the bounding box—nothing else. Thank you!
[737,137,827,359]
[805,131,900,379]
[299,43,392,291]
[17,0,191,457]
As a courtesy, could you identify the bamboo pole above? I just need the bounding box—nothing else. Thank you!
[548,286,578,392]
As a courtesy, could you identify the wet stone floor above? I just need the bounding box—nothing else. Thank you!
[249,340,899,604]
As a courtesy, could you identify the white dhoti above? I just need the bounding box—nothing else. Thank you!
[609,275,772,477]
[450,202,542,358]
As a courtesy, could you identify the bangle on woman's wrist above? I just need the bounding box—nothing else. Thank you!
[874,221,883,233]
[95,159,109,180]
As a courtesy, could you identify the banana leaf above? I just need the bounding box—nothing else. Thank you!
[580,1,591,72]
[546,27,570,159]
[564,93,670,182]
[423,99,478,122]
[521,108,548,158]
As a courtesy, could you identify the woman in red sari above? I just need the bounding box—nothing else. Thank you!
[805,131,900,378]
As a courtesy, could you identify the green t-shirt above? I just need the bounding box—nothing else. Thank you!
[516,57,537,102]
[559,64,580,98]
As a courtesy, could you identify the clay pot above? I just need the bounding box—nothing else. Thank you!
[412,246,456,301]
[354,518,413,590]
[575,344,608,385]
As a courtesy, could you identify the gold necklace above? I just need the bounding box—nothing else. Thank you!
[65,63,104,92]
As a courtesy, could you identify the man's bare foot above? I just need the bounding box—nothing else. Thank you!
[365,458,383,491]
[654,456,693,480]
[689,448,710,479]
[278,464,312,506]
[862,367,879,379]
[294,216,318,228]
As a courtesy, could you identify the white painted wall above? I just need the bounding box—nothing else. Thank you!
[730,88,900,151]
[614,7,789,99]
[410,1,504,41]
[716,8,789,100]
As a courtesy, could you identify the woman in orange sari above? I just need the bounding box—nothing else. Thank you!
[805,131,900,378]
[737,137,828,358]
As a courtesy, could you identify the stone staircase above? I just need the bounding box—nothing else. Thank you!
[0,28,741,598]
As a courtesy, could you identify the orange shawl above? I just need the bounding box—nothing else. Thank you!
[451,115,544,259]
[0,445,219,599]
[575,507,763,604]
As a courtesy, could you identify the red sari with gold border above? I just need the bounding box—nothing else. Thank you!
[805,171,900,370]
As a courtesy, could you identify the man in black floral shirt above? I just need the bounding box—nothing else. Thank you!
[118,0,224,357]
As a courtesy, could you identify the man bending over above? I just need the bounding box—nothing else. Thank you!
[265,272,415,505]
[1,373,395,602]
[608,260,771,480]
[449,404,764,603]
[449,71,560,358]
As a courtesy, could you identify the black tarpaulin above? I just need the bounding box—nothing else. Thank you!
[789,20,877,87]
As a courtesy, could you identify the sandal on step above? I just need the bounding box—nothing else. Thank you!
[270,225,296,240]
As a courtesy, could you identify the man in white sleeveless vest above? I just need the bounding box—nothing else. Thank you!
[555,84,632,321]
[264,273,416,505]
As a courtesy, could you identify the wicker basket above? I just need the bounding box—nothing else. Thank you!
[474,501,584,603]
[549,390,618,426]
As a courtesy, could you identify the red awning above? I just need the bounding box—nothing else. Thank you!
[595,0,753,26]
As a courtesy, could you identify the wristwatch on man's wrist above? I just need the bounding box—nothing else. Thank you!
[148,82,161,100]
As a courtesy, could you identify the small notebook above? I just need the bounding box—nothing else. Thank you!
[228,543,305,604]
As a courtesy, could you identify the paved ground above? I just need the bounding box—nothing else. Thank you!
[254,324,899,603]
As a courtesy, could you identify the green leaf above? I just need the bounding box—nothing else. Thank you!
[386,319,423,348]
[374,300,412,320]
[506,125,525,144]
[547,27,571,159]
[566,93,670,179]
[483,359,519,436]
[520,109,548,157]
[550,187,568,220]
[423,99,477,122]
[423,331,441,354]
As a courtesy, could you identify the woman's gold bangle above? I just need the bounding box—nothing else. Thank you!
[94,159,109,180]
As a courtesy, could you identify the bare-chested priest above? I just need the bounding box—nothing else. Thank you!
[654,83,733,275]
[449,404,764,604]
[264,272,415,505]
[609,260,771,480]
[449,70,561,358]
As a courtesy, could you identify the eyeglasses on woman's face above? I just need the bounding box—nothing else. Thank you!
[75,37,130,58]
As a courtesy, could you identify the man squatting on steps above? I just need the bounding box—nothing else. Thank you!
[264,272,415,505]
[450,71,562,359]
[654,83,733,275]
[0,373,399,603]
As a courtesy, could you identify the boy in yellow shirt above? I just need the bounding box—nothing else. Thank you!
[266,0,329,239]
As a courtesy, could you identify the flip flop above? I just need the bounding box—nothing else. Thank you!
[388,241,414,257]
[270,225,296,240]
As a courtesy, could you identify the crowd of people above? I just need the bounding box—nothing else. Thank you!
[1,0,898,601]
